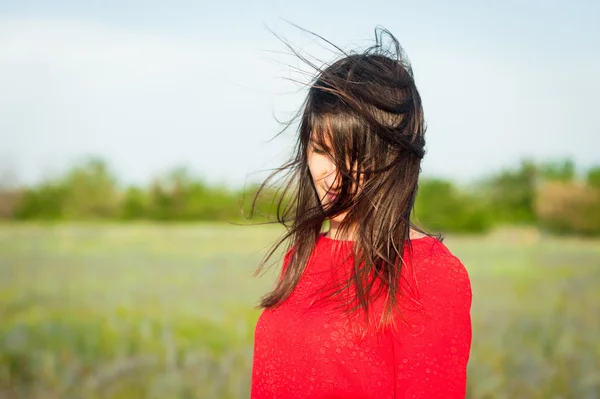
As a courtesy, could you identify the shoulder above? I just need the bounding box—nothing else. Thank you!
[410,237,467,274]
[407,237,471,304]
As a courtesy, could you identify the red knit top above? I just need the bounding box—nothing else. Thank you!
[251,234,472,399]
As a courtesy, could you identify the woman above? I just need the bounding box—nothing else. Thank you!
[250,28,472,399]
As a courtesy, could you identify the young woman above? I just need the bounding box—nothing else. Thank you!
[250,28,472,399]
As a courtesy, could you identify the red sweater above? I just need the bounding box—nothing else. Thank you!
[251,234,472,399]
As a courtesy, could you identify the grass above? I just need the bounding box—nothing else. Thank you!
[0,223,599,398]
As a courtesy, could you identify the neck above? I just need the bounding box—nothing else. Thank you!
[325,219,356,241]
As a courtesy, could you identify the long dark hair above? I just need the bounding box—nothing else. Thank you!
[252,26,431,330]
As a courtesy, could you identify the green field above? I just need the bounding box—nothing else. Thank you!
[1,224,599,398]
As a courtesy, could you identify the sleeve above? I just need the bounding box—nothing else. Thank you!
[389,248,472,399]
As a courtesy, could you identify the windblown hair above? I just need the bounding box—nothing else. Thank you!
[252,27,432,330]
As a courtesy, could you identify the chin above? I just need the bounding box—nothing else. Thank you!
[320,199,347,224]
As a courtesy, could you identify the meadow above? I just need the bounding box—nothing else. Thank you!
[0,223,599,399]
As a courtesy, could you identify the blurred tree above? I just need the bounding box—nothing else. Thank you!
[9,156,598,234]
[15,182,67,220]
[238,183,288,223]
[61,158,120,219]
[414,178,492,233]
[587,166,600,189]
[483,160,538,224]
[120,186,147,220]
[147,167,239,221]
[539,159,576,182]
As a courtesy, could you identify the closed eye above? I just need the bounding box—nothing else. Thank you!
[309,142,332,156]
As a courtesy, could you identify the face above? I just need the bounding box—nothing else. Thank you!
[307,135,355,224]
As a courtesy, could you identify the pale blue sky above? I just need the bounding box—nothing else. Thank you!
[1,0,598,187]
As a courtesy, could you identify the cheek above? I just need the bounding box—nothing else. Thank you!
[307,156,318,186]
[307,154,328,182]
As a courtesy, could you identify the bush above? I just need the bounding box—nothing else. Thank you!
[536,181,600,235]
[15,183,68,220]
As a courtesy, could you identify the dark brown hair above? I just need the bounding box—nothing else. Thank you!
[252,26,432,330]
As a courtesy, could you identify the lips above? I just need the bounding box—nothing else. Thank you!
[325,189,339,203]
